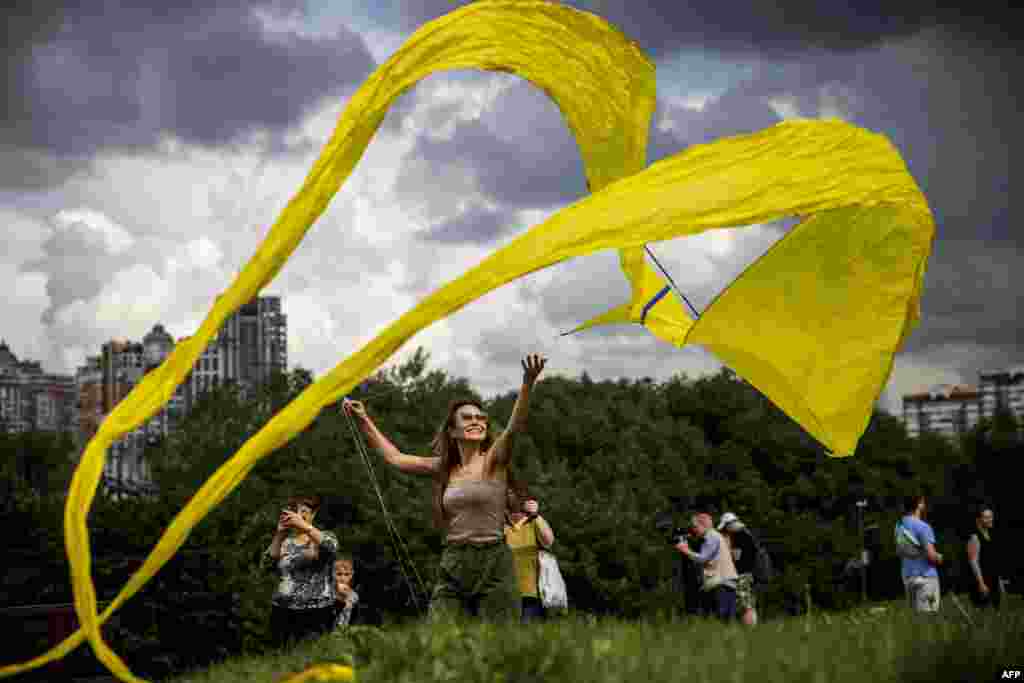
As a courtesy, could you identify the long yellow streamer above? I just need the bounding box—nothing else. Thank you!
[0,1,933,681]
[279,664,355,683]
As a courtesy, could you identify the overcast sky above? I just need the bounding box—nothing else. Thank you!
[2,0,1018,420]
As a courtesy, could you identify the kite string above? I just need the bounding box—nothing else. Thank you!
[349,419,428,612]
[348,415,430,613]
[340,402,429,614]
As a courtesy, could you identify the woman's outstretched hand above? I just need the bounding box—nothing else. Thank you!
[342,398,368,421]
[522,354,547,385]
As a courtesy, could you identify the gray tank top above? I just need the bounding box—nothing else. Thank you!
[442,479,506,545]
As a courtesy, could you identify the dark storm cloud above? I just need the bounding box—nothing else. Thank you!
[394,0,1016,57]
[1,0,375,188]
[648,88,782,163]
[643,26,1022,376]
[518,21,1018,370]
[393,77,587,213]
[646,25,1017,246]
[908,240,1024,354]
[419,202,516,244]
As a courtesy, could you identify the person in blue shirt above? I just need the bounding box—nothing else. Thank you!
[897,495,944,613]
[677,512,739,621]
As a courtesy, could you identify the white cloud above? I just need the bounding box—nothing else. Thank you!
[53,263,170,340]
[284,288,339,357]
[817,81,859,121]
[767,95,802,120]
[1,209,52,265]
[167,237,224,274]
[359,28,410,64]
[665,92,715,115]
[93,264,171,326]
[53,208,135,254]
[767,82,860,122]
[0,265,50,360]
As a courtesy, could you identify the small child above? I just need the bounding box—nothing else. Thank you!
[333,556,360,628]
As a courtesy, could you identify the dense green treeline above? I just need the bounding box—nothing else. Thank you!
[1,349,1021,679]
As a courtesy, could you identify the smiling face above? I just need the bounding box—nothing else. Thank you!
[449,403,488,442]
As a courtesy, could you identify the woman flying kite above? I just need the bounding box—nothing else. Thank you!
[342,353,546,621]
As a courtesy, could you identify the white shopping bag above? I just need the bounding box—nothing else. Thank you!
[538,549,568,609]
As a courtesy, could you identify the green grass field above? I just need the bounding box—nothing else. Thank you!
[169,598,1023,683]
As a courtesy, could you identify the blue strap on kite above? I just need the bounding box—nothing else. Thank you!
[640,285,671,325]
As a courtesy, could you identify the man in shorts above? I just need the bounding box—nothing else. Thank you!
[719,512,758,625]
[897,495,944,613]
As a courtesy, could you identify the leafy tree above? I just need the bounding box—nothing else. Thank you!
[5,350,1022,677]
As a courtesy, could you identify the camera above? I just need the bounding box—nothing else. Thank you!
[655,513,687,545]
[667,527,687,546]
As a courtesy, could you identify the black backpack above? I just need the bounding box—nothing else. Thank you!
[745,529,775,585]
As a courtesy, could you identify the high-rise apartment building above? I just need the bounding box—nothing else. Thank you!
[223,295,288,387]
[96,339,152,494]
[75,355,103,443]
[902,365,1024,440]
[0,340,76,434]
[902,384,981,440]
[979,367,1024,421]
[101,339,145,413]
[78,297,287,496]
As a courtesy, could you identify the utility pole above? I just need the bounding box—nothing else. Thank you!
[856,499,868,603]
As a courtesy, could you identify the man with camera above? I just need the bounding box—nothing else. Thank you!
[676,512,738,621]
[664,517,708,617]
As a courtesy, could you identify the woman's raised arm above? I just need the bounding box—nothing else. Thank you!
[491,354,546,467]
[342,399,440,475]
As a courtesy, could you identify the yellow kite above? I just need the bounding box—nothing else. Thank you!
[0,1,932,681]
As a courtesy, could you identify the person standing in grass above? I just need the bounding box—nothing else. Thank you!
[504,487,555,623]
[263,494,340,646]
[333,555,361,628]
[966,505,1005,610]
[683,522,711,617]
[718,512,758,626]
[677,512,738,621]
[897,495,943,613]
[343,353,546,623]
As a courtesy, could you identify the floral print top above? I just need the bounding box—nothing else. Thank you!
[262,531,339,610]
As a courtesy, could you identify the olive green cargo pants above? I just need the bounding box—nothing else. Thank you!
[428,540,520,623]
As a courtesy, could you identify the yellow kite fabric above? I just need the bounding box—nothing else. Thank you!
[0,1,933,682]
[566,245,695,346]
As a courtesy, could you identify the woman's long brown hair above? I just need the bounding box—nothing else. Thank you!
[430,398,509,530]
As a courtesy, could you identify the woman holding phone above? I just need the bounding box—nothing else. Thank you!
[262,494,339,646]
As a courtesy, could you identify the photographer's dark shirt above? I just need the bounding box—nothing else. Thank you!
[262,532,339,610]
[729,529,757,575]
[672,534,704,594]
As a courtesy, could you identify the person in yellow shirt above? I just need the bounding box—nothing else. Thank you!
[504,486,555,623]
